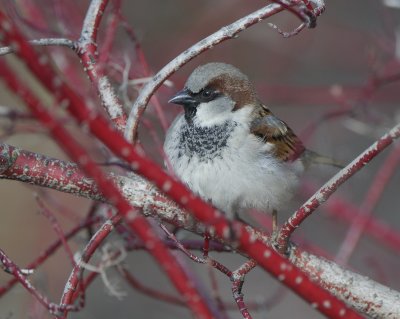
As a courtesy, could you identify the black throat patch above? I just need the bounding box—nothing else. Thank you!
[183,105,197,123]
[178,121,237,161]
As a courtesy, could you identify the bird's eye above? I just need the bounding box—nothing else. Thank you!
[202,90,211,98]
[200,89,213,100]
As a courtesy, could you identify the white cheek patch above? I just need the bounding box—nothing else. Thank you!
[193,97,235,127]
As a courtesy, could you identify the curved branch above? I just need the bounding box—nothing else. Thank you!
[0,58,217,318]
[124,0,327,141]
[0,7,392,318]
[124,3,284,141]
[1,142,399,318]
[75,0,127,130]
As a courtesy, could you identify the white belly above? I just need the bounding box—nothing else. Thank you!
[164,115,303,218]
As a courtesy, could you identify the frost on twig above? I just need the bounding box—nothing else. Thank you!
[290,247,400,319]
[383,0,400,8]
[267,22,306,38]
[0,38,74,56]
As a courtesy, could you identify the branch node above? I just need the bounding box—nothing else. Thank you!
[0,144,19,174]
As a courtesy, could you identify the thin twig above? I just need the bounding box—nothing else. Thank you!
[276,123,400,252]
[0,248,77,316]
[35,195,76,266]
[75,0,127,130]
[0,38,74,56]
[335,145,400,265]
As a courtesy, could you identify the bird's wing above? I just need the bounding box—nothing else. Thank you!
[250,103,305,162]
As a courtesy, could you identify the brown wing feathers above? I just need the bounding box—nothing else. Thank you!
[250,104,305,162]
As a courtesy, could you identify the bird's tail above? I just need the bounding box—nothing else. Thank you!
[302,150,345,169]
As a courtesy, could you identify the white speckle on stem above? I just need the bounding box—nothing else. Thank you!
[264,250,271,258]
[249,231,257,243]
[222,226,230,239]
[126,209,137,221]
[162,180,172,192]
[131,161,140,170]
[121,147,131,156]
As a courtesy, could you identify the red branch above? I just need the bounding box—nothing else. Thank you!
[118,266,185,306]
[0,9,365,319]
[276,123,400,251]
[0,143,102,201]
[0,248,77,315]
[0,59,216,319]
[0,216,99,297]
[124,3,286,141]
[35,196,76,266]
[300,180,400,254]
[335,145,400,264]
[75,0,127,130]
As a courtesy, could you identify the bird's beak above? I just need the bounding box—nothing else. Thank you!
[168,88,196,105]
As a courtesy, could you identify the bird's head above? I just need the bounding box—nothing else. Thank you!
[169,63,257,126]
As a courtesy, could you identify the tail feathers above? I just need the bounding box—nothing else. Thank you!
[302,150,345,169]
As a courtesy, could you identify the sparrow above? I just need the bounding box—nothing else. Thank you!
[164,62,342,228]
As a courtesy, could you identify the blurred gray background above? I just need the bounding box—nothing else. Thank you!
[1,1,399,318]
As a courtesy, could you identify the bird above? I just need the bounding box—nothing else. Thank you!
[164,62,342,230]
